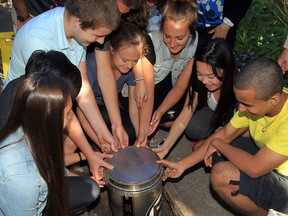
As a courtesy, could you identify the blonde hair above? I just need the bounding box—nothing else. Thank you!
[161,0,197,36]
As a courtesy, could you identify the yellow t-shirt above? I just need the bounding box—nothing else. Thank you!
[230,88,288,176]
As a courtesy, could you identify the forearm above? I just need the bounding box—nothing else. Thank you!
[64,152,86,167]
[99,75,122,127]
[163,104,193,152]
[128,90,139,133]
[139,61,155,140]
[157,59,192,115]
[215,141,255,172]
[78,61,112,136]
[138,92,154,142]
[77,83,110,136]
[212,138,283,178]
[132,59,144,79]
[12,0,29,17]
[65,114,96,161]
[177,138,210,171]
[128,87,152,143]
[157,85,187,116]
[96,50,123,127]
[179,124,236,170]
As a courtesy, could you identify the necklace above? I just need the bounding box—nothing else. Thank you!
[262,114,279,132]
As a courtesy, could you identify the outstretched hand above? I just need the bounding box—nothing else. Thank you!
[157,159,185,181]
[87,151,114,187]
[134,136,148,148]
[112,125,129,150]
[148,110,162,135]
[95,131,117,153]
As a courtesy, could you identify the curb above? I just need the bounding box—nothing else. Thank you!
[163,182,196,216]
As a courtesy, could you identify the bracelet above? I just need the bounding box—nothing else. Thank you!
[77,152,82,162]
[135,77,144,82]
[223,17,234,28]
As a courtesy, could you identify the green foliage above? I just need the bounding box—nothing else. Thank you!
[235,0,288,87]
[235,0,287,61]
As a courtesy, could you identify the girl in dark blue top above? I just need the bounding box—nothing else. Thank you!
[79,22,155,152]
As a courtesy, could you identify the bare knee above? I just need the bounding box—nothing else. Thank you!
[210,162,240,196]
[210,162,227,190]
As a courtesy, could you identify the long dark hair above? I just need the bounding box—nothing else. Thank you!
[25,50,82,100]
[0,72,71,215]
[189,38,236,131]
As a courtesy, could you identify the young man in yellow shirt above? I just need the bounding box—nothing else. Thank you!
[160,57,288,215]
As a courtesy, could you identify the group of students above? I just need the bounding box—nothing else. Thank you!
[0,0,288,215]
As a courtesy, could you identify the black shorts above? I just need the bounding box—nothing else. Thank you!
[212,137,288,213]
[239,171,288,213]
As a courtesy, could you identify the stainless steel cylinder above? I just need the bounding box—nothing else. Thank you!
[104,146,163,216]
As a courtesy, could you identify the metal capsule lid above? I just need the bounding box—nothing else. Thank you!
[104,146,163,191]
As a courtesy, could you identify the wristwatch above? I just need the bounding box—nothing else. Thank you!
[17,14,30,22]
[223,17,234,28]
